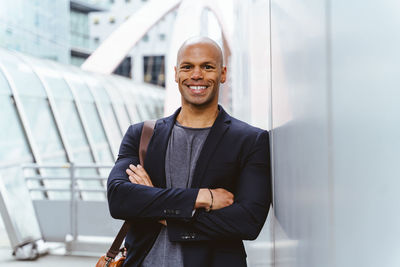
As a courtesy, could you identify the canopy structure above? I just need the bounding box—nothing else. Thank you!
[0,47,164,256]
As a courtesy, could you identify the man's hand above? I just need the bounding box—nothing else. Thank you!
[195,188,234,211]
[126,164,153,187]
[126,164,166,225]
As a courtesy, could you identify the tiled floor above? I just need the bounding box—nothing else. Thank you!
[0,248,99,267]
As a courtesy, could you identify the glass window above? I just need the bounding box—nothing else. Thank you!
[60,67,114,164]
[27,56,95,165]
[101,76,131,132]
[85,74,122,156]
[0,68,11,94]
[0,56,42,244]
[143,55,165,87]
[0,97,32,164]
[0,168,42,244]
[0,51,72,199]
[0,49,67,163]
[113,80,140,124]
[0,50,46,97]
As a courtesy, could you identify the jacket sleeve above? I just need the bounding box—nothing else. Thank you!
[107,123,199,221]
[166,130,272,241]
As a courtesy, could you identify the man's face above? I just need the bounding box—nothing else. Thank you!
[175,42,226,108]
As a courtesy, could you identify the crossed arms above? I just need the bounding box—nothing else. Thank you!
[107,124,271,241]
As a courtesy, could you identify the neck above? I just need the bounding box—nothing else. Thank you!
[176,104,219,128]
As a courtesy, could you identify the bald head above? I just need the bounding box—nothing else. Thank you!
[176,36,224,67]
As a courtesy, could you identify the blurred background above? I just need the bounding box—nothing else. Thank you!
[1,0,400,266]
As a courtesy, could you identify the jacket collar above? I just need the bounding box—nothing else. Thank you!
[145,105,231,188]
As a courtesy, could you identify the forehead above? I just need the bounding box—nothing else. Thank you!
[177,43,221,64]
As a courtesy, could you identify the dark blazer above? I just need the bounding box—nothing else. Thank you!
[107,106,272,267]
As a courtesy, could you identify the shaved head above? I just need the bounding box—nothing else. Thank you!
[176,36,224,67]
[174,36,227,110]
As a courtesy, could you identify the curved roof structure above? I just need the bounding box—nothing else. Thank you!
[0,47,164,250]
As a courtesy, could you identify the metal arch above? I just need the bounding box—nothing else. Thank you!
[96,77,125,137]
[47,60,103,165]
[103,77,136,126]
[12,53,75,164]
[0,60,43,171]
[0,56,48,205]
[100,76,133,132]
[79,72,121,161]
[81,0,182,74]
[61,67,116,162]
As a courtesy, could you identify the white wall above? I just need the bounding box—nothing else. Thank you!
[270,1,400,266]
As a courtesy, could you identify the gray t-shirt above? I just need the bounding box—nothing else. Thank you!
[141,122,211,267]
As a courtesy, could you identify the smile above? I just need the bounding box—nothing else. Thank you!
[188,85,207,90]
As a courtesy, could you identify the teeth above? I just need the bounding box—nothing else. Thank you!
[189,86,206,90]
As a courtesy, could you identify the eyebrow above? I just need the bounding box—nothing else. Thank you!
[179,61,217,66]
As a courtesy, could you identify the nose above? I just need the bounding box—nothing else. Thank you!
[191,66,203,80]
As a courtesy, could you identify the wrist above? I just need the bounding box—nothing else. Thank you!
[205,189,213,212]
[195,188,212,209]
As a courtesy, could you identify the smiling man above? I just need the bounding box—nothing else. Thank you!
[107,37,272,267]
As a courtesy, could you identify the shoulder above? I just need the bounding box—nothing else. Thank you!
[126,113,172,137]
[126,121,144,137]
[228,116,269,141]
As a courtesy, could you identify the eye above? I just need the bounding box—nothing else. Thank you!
[181,65,191,70]
[204,65,214,70]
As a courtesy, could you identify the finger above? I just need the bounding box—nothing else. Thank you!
[129,165,146,180]
[126,168,135,176]
[128,175,137,184]
[129,164,136,171]
[135,164,148,177]
[137,165,151,178]
[136,173,152,187]
[131,173,146,185]
[128,170,145,185]
[136,165,153,186]
[129,164,141,175]
[129,165,153,186]
[131,165,150,182]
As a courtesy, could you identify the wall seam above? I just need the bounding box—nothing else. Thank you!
[325,0,335,266]
[268,0,276,266]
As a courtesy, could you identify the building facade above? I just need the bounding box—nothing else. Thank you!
[89,0,177,85]
[0,0,70,63]
[70,0,109,66]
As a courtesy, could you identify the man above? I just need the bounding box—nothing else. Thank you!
[107,36,271,267]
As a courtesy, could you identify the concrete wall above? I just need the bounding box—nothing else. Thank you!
[270,1,400,266]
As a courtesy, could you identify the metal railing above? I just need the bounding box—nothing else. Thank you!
[22,163,119,255]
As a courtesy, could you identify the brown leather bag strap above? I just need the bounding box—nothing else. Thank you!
[139,120,156,166]
[106,120,156,259]
[106,221,130,258]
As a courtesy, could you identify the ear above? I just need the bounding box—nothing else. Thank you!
[220,66,227,83]
[174,66,178,83]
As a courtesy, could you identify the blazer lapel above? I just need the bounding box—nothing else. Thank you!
[191,106,231,188]
[145,108,181,188]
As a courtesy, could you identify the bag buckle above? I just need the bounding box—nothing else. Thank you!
[105,257,113,267]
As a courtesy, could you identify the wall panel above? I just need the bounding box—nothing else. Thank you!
[331,1,400,266]
[270,1,333,266]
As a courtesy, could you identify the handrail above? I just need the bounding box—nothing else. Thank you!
[23,163,113,194]
[25,176,107,181]
[22,163,113,169]
[22,162,114,244]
